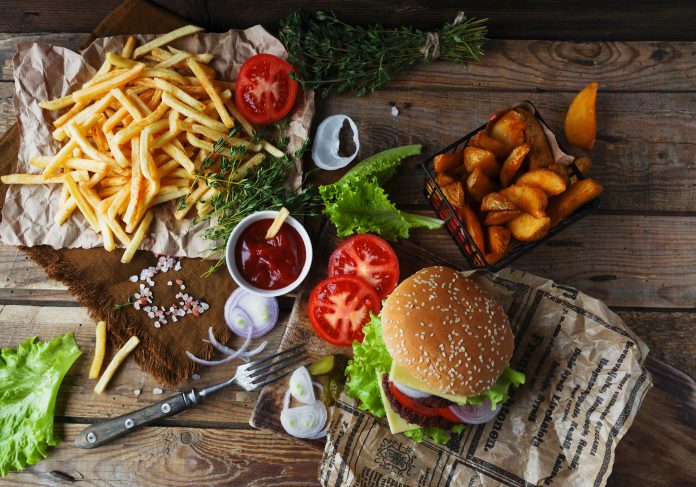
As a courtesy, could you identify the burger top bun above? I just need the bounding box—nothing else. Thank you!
[381,266,514,397]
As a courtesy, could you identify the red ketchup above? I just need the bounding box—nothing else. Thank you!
[235,219,306,290]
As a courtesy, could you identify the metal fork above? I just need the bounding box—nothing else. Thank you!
[75,345,307,449]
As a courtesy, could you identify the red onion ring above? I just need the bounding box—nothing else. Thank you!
[447,398,501,424]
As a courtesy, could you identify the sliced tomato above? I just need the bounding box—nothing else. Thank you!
[235,53,298,125]
[328,234,400,300]
[389,381,463,423]
[308,275,381,346]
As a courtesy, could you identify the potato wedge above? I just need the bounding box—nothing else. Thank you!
[547,178,603,227]
[500,184,548,219]
[468,130,510,159]
[490,110,526,148]
[574,156,592,175]
[435,172,457,187]
[467,167,498,202]
[487,226,511,255]
[517,108,554,169]
[508,213,551,241]
[434,152,464,173]
[463,147,498,177]
[440,181,465,208]
[484,210,521,226]
[485,252,504,265]
[500,143,530,187]
[457,203,485,252]
[546,163,571,180]
[481,192,517,211]
[565,81,598,150]
[516,169,567,196]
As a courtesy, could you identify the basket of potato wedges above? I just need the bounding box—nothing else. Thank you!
[422,100,603,271]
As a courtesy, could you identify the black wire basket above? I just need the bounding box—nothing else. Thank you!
[420,103,601,271]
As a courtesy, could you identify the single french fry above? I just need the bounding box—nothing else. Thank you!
[186,57,234,128]
[64,173,100,232]
[121,36,136,59]
[132,25,204,59]
[149,186,189,207]
[224,98,254,137]
[141,68,188,86]
[94,335,141,394]
[162,142,195,173]
[39,93,76,111]
[111,103,168,146]
[123,137,145,229]
[121,211,154,263]
[43,139,78,177]
[54,196,77,224]
[97,186,122,198]
[104,106,129,133]
[167,45,213,64]
[111,87,143,121]
[174,182,209,220]
[231,153,266,181]
[2,174,68,184]
[265,208,290,239]
[98,214,116,252]
[53,101,86,128]
[89,321,107,379]
[186,131,214,152]
[155,50,191,69]
[261,140,285,158]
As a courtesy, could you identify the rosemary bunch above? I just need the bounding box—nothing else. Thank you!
[188,125,321,275]
[279,10,487,97]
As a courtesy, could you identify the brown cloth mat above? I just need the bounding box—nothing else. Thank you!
[0,0,236,386]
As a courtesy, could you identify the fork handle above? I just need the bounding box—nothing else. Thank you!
[75,391,195,449]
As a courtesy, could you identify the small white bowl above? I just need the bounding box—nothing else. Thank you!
[226,210,313,297]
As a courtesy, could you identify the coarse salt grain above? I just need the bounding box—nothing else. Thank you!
[153,388,163,395]
[134,389,141,396]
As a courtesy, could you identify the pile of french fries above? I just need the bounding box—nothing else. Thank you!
[432,105,603,265]
[2,25,283,263]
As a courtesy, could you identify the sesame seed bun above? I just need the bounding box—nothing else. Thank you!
[381,266,514,397]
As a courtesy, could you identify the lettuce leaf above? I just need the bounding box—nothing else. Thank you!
[319,145,443,241]
[0,333,81,476]
[345,314,524,445]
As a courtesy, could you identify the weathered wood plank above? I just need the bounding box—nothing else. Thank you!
[4,34,696,91]
[317,90,696,213]
[0,304,290,425]
[404,214,696,309]
[616,310,696,380]
[5,424,322,486]
[5,0,696,41]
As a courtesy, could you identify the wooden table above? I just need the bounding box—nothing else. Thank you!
[1,2,695,485]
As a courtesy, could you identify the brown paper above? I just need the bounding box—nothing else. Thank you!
[0,27,314,258]
[319,268,652,487]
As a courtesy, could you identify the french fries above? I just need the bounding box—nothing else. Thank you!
[89,320,107,379]
[6,25,283,264]
[94,335,140,394]
[431,104,603,265]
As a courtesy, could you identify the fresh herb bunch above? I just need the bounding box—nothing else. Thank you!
[279,10,487,97]
[187,122,321,275]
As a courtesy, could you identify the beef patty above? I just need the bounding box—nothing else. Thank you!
[382,374,458,429]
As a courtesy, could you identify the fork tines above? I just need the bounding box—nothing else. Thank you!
[244,345,308,389]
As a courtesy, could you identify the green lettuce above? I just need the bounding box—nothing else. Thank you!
[0,333,81,476]
[320,145,443,241]
[345,314,524,444]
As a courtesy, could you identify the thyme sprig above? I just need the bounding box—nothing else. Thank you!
[279,10,487,97]
[184,122,321,275]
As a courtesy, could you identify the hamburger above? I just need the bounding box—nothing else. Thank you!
[345,266,525,443]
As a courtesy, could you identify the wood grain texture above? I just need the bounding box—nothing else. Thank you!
[6,0,696,41]
[0,304,290,425]
[406,214,696,308]
[7,424,322,486]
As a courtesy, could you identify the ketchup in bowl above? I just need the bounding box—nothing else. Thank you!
[235,219,306,290]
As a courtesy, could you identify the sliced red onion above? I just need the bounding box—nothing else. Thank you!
[186,327,253,366]
[448,398,501,425]
[311,114,360,170]
[280,400,328,439]
[224,289,279,339]
[289,366,316,404]
[392,379,432,399]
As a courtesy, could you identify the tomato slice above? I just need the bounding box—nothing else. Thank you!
[388,381,463,423]
[234,53,299,125]
[308,275,381,346]
[328,234,400,300]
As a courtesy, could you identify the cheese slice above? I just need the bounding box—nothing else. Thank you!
[376,372,420,434]
[389,362,468,405]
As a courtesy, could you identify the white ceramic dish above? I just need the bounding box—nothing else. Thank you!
[225,210,313,297]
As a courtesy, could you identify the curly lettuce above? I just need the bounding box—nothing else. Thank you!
[345,314,524,444]
[320,145,443,241]
[0,333,81,476]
